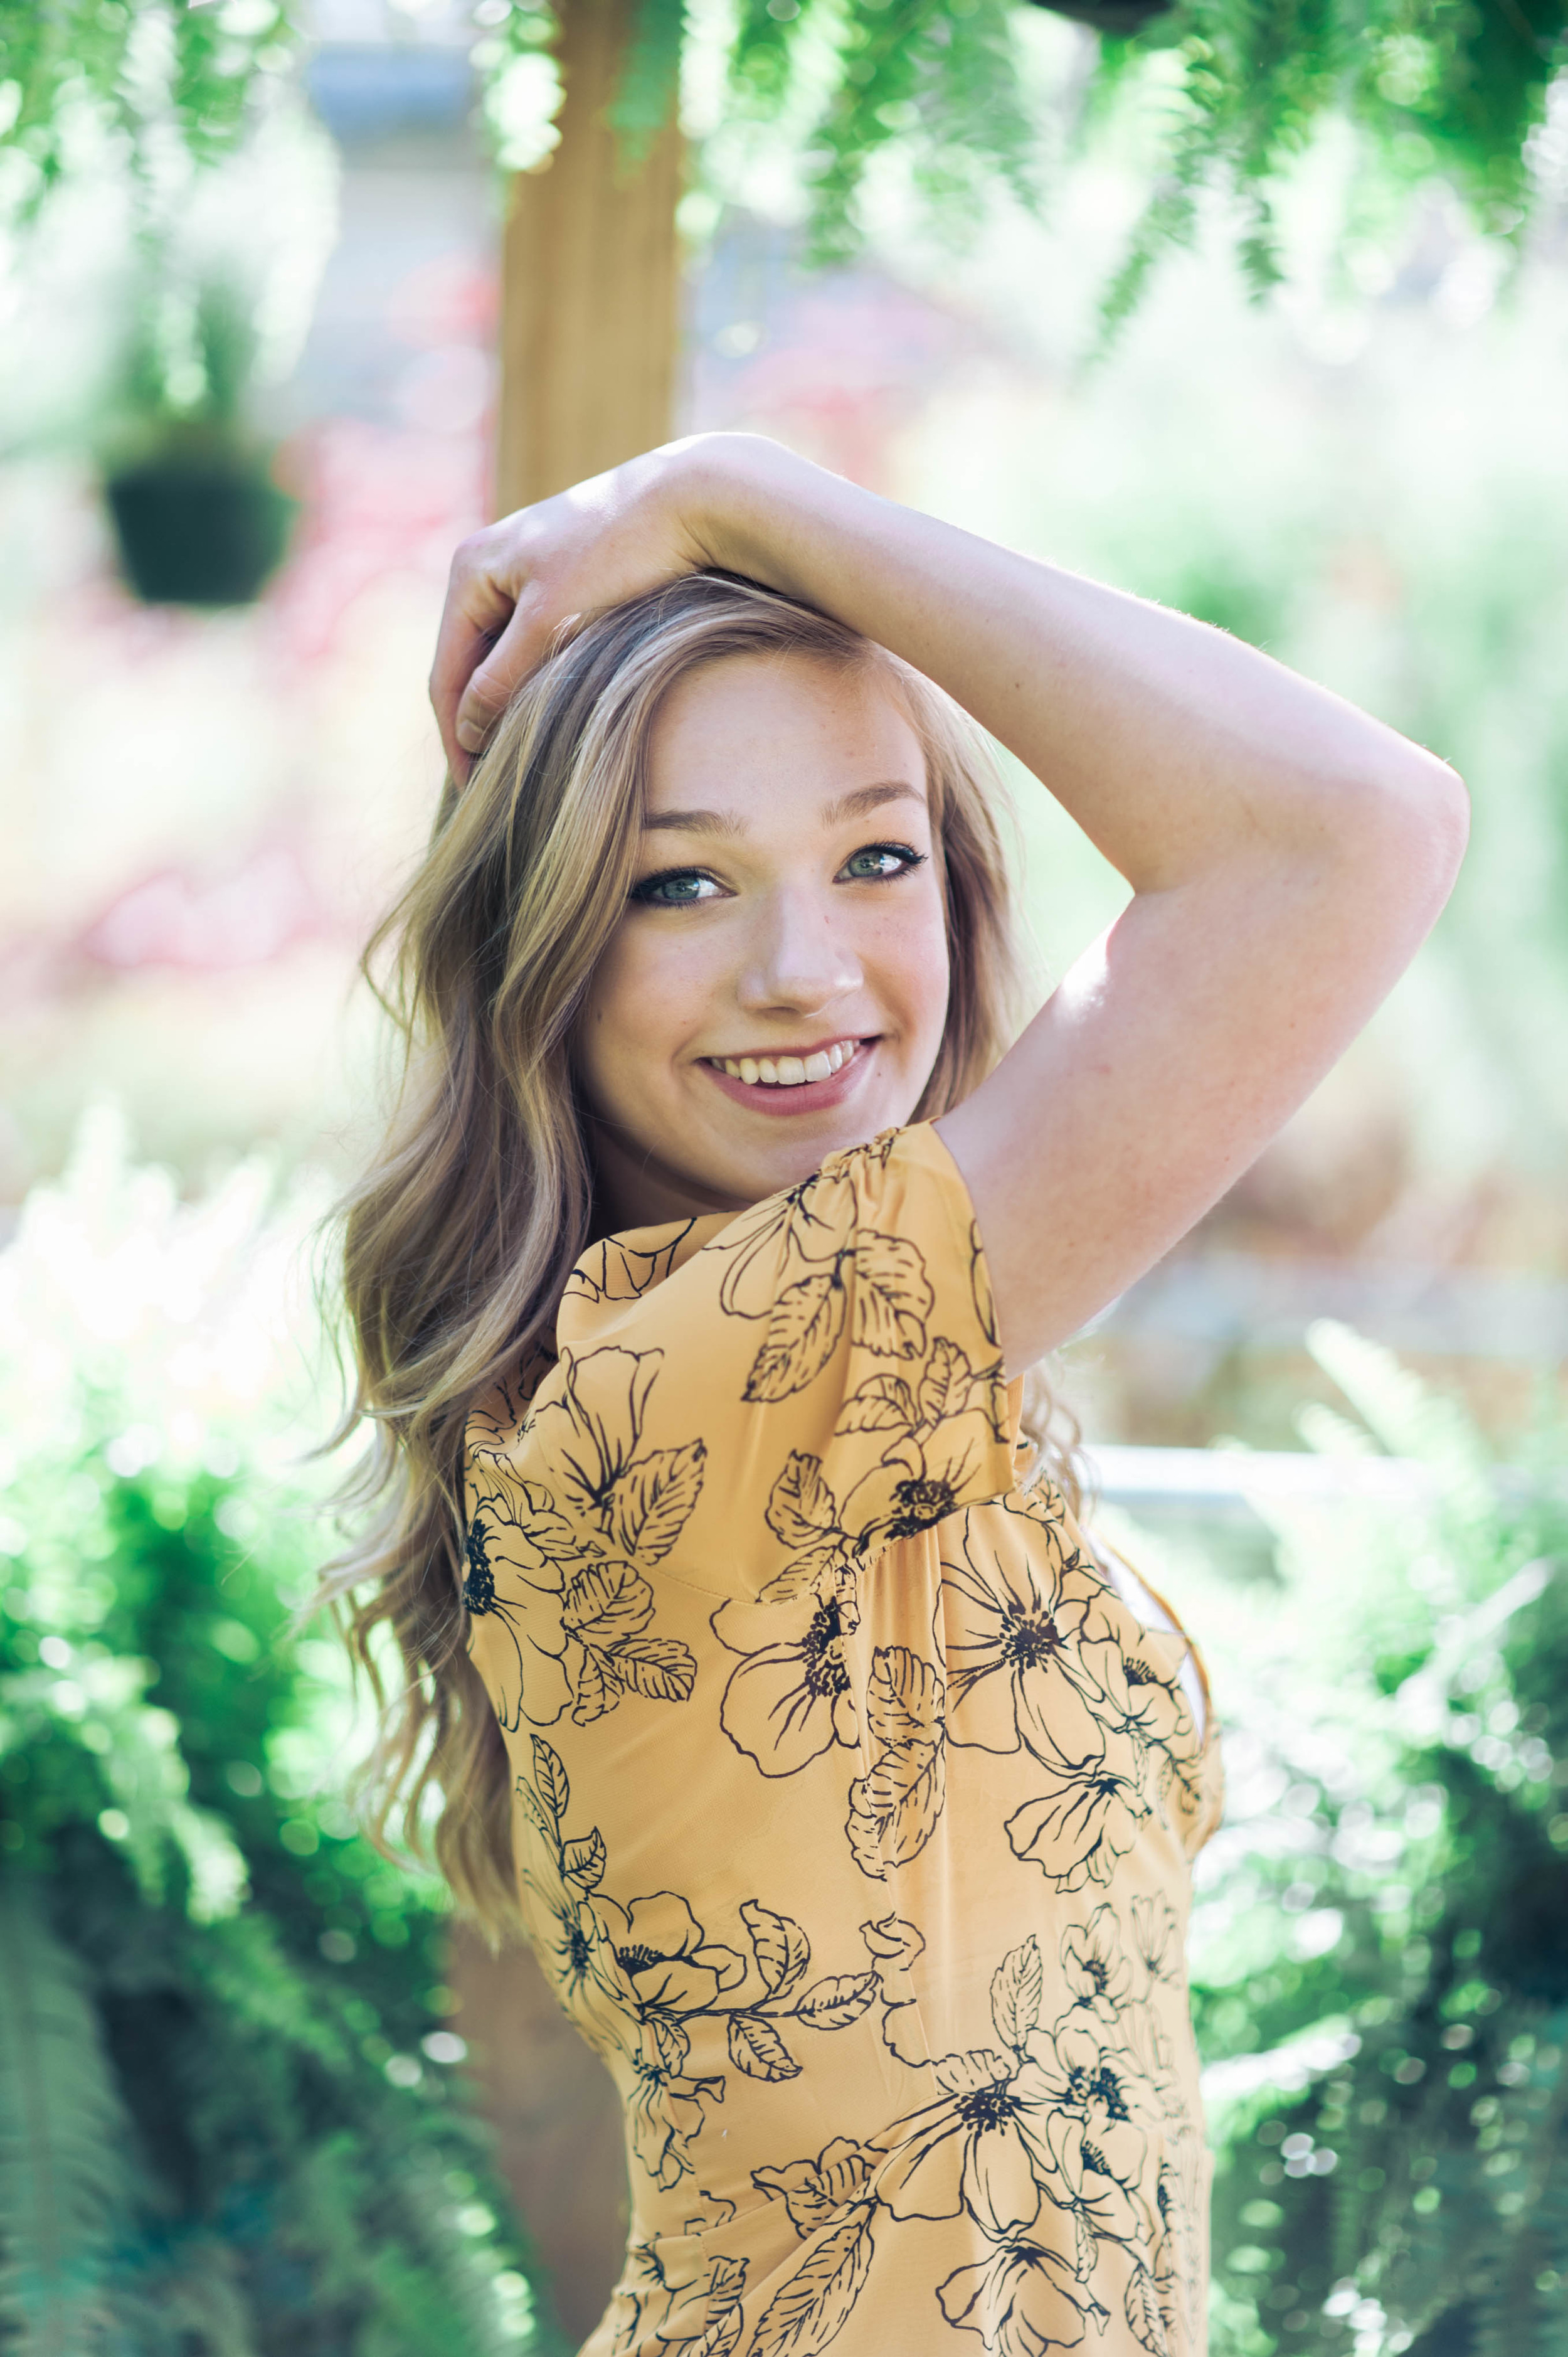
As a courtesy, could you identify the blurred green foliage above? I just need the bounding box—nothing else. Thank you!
[482,0,1568,297]
[2,0,1563,324]
[0,1,298,230]
[1114,1324,1568,2353]
[0,1112,562,2357]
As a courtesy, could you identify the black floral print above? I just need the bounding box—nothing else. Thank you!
[713,1589,859,1777]
[747,1907,1202,2356]
[941,1509,1116,1767]
[460,1124,1221,2355]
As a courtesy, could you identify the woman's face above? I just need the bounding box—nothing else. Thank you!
[576,649,952,1228]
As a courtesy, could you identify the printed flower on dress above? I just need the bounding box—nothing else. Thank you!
[1036,2018,1151,2249]
[1079,1631,1194,1775]
[871,1936,1058,2238]
[1130,1895,1180,1989]
[711,1129,901,1317]
[597,1890,750,2018]
[936,2239,1106,2355]
[626,2023,728,2193]
[607,2225,748,2357]
[939,1509,1115,1767]
[532,1344,706,1563]
[1004,1748,1151,1891]
[844,1403,1000,1549]
[834,1326,1011,1545]
[1061,1905,1133,2027]
[460,1464,581,1730]
[712,1587,858,1777]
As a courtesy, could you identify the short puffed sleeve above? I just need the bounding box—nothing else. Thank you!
[464,1124,1019,1637]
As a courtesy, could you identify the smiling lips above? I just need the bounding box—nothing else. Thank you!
[706,1038,862,1090]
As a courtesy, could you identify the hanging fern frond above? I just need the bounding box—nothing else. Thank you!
[0,0,299,231]
[0,1875,141,2355]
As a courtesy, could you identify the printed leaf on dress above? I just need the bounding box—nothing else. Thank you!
[990,1934,1045,2050]
[728,2011,802,2081]
[741,1900,811,2001]
[750,2211,876,2357]
[845,1646,946,1880]
[790,1973,879,2030]
[744,1266,850,1403]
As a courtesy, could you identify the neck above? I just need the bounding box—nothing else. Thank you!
[586,1114,751,1238]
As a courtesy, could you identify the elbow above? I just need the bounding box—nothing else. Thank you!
[1350,750,1470,921]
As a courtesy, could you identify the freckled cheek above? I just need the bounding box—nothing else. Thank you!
[863,903,950,1066]
[575,925,726,1119]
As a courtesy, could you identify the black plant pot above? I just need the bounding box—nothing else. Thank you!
[103,444,297,609]
[1027,0,1172,33]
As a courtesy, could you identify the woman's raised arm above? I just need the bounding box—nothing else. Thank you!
[431,432,1468,1373]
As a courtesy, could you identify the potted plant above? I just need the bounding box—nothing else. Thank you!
[101,264,299,610]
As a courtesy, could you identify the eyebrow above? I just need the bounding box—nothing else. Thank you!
[643,780,926,837]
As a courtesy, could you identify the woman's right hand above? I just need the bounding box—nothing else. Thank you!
[428,437,755,780]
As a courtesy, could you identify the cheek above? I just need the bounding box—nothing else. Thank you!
[871,888,951,1051]
[575,922,709,1114]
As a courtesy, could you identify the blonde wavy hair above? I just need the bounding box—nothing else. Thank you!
[321,570,1070,1939]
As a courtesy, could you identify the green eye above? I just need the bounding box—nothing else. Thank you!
[840,843,924,881]
[630,870,721,907]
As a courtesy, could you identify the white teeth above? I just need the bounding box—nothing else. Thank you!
[713,1040,861,1088]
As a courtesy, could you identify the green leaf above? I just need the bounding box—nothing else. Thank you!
[0,1875,140,2348]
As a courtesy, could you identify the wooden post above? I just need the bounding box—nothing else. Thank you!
[494,0,683,515]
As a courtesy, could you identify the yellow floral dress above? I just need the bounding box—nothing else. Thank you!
[463,1122,1223,2357]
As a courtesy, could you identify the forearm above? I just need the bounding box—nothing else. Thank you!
[690,432,1463,895]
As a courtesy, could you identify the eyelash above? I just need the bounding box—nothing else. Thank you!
[629,841,927,908]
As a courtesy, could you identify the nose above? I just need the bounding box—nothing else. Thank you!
[734,880,864,1017]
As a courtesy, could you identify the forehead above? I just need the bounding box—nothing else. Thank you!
[643,649,928,818]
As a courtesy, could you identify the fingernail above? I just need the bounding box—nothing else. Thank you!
[455,716,486,753]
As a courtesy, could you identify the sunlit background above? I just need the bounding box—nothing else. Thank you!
[3,1,1567,2349]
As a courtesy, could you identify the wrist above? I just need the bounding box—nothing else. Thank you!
[660,431,813,588]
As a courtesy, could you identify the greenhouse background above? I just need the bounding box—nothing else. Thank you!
[1,0,1566,2348]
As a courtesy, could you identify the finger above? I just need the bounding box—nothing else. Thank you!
[429,552,519,772]
[453,597,554,757]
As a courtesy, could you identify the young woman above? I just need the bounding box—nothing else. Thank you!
[332,434,1466,2356]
